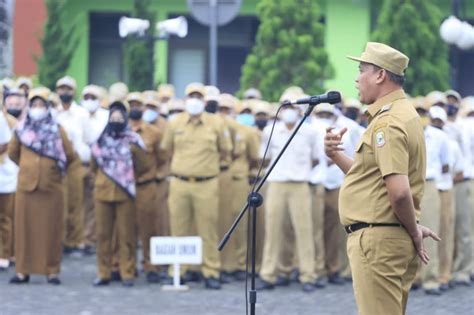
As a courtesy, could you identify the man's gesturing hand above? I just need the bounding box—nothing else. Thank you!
[324,127,347,159]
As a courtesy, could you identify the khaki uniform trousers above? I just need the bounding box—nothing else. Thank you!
[255,182,267,272]
[136,181,161,272]
[220,176,249,272]
[311,184,326,279]
[64,161,85,248]
[168,177,220,279]
[260,182,315,284]
[156,179,170,237]
[348,226,419,315]
[0,193,14,259]
[83,167,96,246]
[218,170,237,272]
[270,185,327,279]
[453,180,472,282]
[438,189,455,284]
[95,199,136,280]
[418,181,440,289]
[324,188,342,276]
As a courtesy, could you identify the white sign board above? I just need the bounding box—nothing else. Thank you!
[150,236,202,265]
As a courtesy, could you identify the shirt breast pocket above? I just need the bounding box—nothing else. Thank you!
[355,137,374,173]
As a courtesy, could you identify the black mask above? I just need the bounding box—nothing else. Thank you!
[446,104,459,117]
[7,108,22,118]
[205,100,218,113]
[129,109,143,120]
[108,121,127,133]
[344,109,359,121]
[255,119,267,130]
[59,94,74,104]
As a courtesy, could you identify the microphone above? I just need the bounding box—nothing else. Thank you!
[284,91,342,106]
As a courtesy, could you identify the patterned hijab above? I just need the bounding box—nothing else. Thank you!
[15,111,67,173]
[91,108,144,198]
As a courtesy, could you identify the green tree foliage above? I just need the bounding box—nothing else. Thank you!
[37,0,77,90]
[372,0,449,95]
[124,0,155,91]
[239,0,333,101]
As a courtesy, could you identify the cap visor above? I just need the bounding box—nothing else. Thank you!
[347,55,369,64]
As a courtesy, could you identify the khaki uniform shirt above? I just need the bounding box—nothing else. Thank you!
[152,116,170,179]
[133,121,164,184]
[161,112,231,178]
[8,127,77,192]
[339,90,426,226]
[230,125,260,179]
[92,143,146,202]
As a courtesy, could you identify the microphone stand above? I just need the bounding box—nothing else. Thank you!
[218,103,318,315]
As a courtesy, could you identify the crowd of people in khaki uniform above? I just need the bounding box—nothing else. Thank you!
[0,43,473,306]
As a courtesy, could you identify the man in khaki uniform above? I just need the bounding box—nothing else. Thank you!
[325,42,440,314]
[160,83,231,289]
[142,91,171,241]
[127,92,166,283]
[218,94,259,282]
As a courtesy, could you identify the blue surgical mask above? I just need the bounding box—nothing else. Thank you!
[143,109,159,123]
[236,113,255,126]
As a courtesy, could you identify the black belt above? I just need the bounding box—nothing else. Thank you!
[137,178,156,186]
[345,222,402,234]
[155,178,165,184]
[173,174,216,182]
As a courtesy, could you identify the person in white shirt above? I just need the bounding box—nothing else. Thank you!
[414,103,451,295]
[0,109,16,269]
[256,103,319,292]
[55,76,90,256]
[80,85,109,254]
[430,106,457,291]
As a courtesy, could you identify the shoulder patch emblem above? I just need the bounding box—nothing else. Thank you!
[376,130,385,147]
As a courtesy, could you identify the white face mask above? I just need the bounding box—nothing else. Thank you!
[82,99,100,113]
[185,98,205,116]
[28,107,48,121]
[281,109,299,124]
[142,109,159,123]
[315,117,334,127]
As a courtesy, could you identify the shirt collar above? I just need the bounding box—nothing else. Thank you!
[366,89,406,120]
[185,112,205,125]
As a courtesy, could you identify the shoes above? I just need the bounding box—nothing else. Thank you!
[47,276,61,285]
[122,279,134,287]
[454,280,471,287]
[410,282,421,291]
[328,272,345,285]
[184,271,202,283]
[314,277,327,288]
[110,271,122,282]
[289,269,299,282]
[275,276,290,286]
[146,271,160,284]
[204,277,221,290]
[220,271,233,284]
[439,283,449,291]
[302,282,316,292]
[233,270,247,281]
[93,278,110,286]
[424,288,442,296]
[9,274,30,284]
[83,245,96,256]
[255,278,275,290]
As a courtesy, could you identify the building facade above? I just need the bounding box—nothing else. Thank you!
[11,0,474,98]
